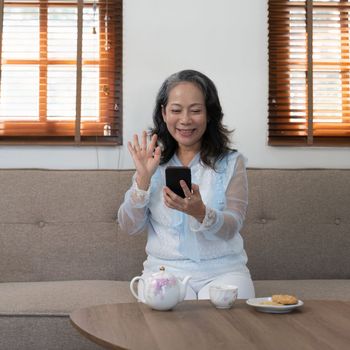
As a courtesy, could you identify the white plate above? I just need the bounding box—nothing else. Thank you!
[246,297,304,314]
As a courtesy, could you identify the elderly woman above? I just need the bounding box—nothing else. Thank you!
[118,69,255,300]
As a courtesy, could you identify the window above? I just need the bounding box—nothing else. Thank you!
[0,0,122,145]
[268,0,350,146]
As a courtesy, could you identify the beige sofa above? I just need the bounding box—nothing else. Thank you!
[0,168,349,350]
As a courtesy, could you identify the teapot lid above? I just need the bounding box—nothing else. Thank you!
[156,266,168,276]
[150,265,174,280]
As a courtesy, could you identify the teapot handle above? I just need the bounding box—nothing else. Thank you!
[130,276,143,301]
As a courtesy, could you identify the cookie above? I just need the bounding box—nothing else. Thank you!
[272,294,298,305]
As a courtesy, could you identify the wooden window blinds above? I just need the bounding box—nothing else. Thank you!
[268,0,350,146]
[0,0,122,145]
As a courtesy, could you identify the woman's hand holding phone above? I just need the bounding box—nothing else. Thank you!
[163,181,206,223]
[127,131,161,190]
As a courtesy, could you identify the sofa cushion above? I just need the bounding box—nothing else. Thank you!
[0,280,135,316]
[254,279,350,300]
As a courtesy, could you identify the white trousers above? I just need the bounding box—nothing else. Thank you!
[185,271,255,300]
[138,255,255,301]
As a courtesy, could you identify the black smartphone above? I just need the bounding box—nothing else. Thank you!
[165,166,191,198]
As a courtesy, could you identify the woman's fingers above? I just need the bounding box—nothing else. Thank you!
[191,183,200,194]
[127,141,135,155]
[163,185,191,209]
[133,134,141,151]
[180,180,192,199]
[131,132,150,154]
[149,134,158,152]
[163,186,180,206]
[131,132,159,156]
[128,133,161,177]
[141,130,147,151]
[153,146,161,163]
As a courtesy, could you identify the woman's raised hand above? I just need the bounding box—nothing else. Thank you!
[127,131,161,190]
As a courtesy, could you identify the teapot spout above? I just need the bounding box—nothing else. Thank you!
[178,276,192,302]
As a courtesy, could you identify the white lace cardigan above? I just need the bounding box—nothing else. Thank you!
[117,151,249,263]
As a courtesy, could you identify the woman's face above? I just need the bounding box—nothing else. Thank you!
[162,82,207,152]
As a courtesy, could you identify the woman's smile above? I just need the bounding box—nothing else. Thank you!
[176,128,196,137]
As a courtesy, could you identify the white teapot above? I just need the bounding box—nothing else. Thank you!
[130,266,191,311]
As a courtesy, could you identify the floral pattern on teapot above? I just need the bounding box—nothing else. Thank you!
[130,266,191,311]
[150,276,177,298]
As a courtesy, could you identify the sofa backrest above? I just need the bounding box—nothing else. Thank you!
[0,170,146,282]
[0,169,349,282]
[244,169,350,280]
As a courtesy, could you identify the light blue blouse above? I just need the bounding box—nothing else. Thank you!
[118,151,249,265]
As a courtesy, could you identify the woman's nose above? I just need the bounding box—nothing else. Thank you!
[180,111,191,123]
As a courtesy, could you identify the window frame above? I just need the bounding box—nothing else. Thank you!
[0,0,122,146]
[268,0,350,147]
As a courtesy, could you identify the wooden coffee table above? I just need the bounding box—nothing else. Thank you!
[70,300,350,350]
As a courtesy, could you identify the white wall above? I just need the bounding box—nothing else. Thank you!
[0,0,349,169]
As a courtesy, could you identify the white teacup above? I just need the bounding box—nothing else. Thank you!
[209,285,238,309]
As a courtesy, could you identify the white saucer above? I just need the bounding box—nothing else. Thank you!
[246,297,304,314]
